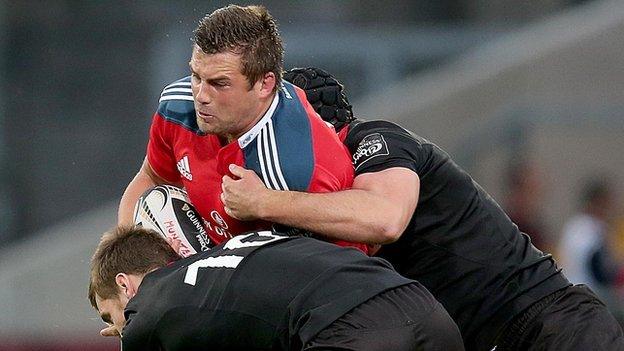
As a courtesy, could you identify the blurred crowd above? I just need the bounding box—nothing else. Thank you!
[504,160,624,324]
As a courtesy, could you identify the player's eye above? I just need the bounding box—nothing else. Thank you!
[212,80,228,88]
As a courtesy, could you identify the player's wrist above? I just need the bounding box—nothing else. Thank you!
[257,189,289,221]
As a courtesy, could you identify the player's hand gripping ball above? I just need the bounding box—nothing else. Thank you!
[133,185,213,257]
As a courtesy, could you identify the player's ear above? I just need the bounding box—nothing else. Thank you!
[115,273,132,298]
[258,72,276,98]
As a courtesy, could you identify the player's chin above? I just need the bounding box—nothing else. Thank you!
[196,119,218,134]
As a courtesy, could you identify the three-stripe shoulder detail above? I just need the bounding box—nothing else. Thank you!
[160,80,193,103]
[256,120,290,191]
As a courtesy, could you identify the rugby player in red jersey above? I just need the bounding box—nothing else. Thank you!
[117,6,366,253]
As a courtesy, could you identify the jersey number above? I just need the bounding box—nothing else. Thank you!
[183,231,286,286]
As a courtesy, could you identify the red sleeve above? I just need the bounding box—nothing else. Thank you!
[146,113,181,183]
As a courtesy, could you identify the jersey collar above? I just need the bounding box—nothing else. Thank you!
[238,92,280,149]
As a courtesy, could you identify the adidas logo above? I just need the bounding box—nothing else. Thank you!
[177,155,193,181]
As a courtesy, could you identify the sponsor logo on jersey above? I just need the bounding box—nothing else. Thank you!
[352,133,389,170]
[176,155,193,181]
[207,210,232,239]
[211,210,229,229]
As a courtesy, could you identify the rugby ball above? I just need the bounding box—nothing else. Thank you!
[133,185,213,257]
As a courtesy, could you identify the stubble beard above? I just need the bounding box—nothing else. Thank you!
[196,113,219,135]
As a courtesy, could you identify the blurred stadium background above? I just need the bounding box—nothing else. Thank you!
[1,0,623,349]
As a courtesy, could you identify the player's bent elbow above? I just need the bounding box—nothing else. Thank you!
[373,220,405,244]
[376,209,411,243]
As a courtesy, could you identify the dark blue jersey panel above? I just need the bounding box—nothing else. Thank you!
[243,82,315,192]
[243,141,264,183]
[157,76,204,135]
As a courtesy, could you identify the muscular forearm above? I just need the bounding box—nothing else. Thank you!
[222,166,418,245]
[259,189,408,245]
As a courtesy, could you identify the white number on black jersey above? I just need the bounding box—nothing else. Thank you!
[184,231,287,286]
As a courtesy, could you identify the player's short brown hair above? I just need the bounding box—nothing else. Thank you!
[88,226,180,310]
[193,4,283,91]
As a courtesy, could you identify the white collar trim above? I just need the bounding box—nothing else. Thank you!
[238,92,280,148]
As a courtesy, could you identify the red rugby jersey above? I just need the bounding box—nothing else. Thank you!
[147,76,367,254]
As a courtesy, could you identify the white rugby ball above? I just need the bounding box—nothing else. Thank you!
[133,185,213,257]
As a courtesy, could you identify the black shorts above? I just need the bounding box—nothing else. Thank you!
[303,283,464,351]
[492,284,624,351]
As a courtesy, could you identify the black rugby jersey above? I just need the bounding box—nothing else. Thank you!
[343,120,570,350]
[121,231,412,351]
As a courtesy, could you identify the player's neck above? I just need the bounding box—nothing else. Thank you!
[223,91,277,145]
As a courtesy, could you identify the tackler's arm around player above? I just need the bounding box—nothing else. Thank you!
[222,163,419,245]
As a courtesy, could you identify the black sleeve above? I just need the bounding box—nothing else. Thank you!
[344,120,426,176]
[121,310,161,350]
